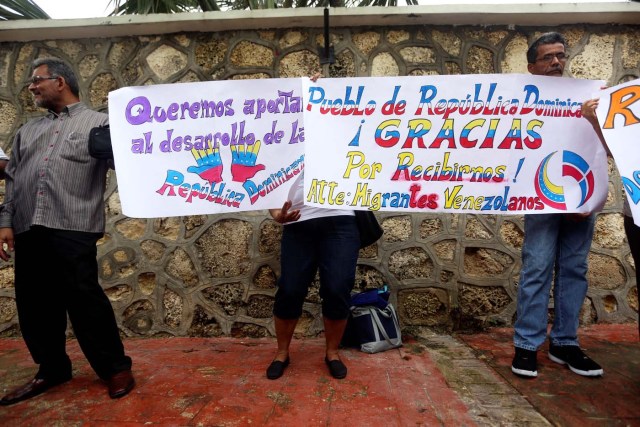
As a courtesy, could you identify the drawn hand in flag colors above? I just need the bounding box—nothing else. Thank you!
[230,140,265,182]
[187,146,224,184]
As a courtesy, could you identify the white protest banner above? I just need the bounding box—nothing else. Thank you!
[302,75,608,214]
[595,77,640,225]
[108,79,305,218]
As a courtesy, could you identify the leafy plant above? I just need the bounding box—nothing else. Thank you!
[107,0,417,14]
[0,0,50,20]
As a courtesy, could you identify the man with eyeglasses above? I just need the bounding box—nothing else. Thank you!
[511,32,603,379]
[0,58,135,405]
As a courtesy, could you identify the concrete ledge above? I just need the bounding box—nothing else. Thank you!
[0,3,639,42]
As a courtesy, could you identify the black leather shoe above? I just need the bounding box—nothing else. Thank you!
[0,376,71,406]
[325,357,347,379]
[266,357,290,380]
[107,369,135,399]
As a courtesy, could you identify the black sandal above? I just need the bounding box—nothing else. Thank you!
[325,357,347,379]
[266,357,290,380]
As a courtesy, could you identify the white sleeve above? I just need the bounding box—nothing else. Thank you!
[0,146,8,160]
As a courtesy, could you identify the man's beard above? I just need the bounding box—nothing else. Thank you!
[34,97,52,110]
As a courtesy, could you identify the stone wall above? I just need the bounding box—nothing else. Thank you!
[0,21,638,338]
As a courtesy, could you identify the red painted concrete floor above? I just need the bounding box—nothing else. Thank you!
[0,324,638,426]
[0,335,476,426]
[460,324,640,427]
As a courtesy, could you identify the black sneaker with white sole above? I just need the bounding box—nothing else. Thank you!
[548,344,603,377]
[511,347,538,377]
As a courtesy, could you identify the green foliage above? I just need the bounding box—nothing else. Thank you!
[108,0,208,15]
[1,0,417,21]
[0,0,50,20]
[107,0,417,14]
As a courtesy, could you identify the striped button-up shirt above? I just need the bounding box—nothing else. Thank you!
[0,103,110,234]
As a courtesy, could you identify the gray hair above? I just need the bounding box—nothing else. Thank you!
[32,57,80,97]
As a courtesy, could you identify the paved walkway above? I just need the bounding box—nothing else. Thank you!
[0,324,637,426]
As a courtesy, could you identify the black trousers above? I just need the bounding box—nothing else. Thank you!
[14,226,131,381]
[624,216,640,336]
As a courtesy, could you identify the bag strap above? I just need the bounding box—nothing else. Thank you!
[369,307,395,345]
[388,304,402,337]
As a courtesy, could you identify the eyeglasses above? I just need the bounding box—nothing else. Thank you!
[27,75,58,86]
[535,53,569,64]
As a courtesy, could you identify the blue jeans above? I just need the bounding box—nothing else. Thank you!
[274,215,360,320]
[514,213,596,351]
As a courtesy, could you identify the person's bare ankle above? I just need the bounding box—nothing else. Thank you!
[325,352,340,361]
[274,351,289,362]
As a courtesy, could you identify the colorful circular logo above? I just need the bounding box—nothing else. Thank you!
[534,150,594,210]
